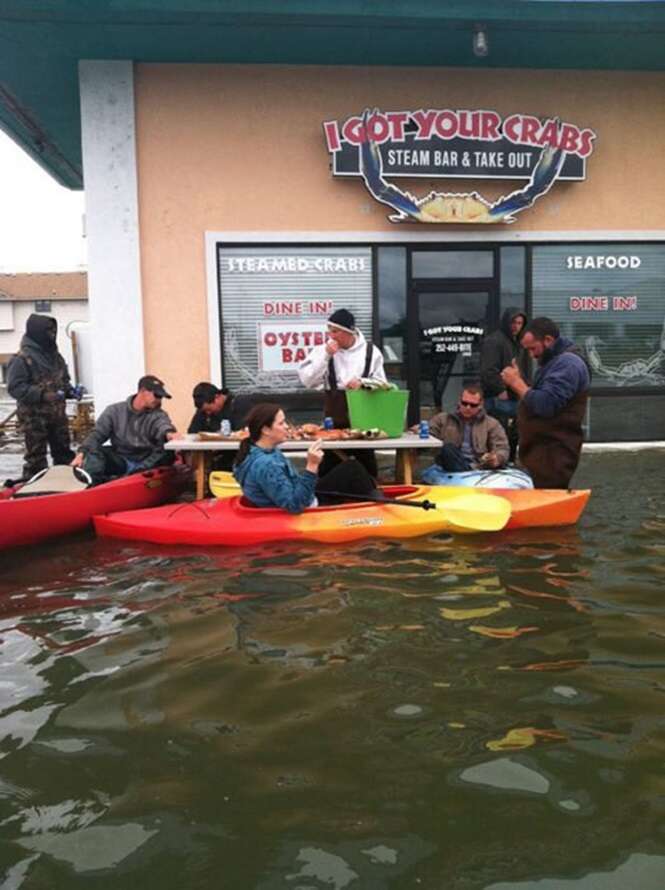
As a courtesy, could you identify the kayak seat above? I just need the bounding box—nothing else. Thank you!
[12,465,92,499]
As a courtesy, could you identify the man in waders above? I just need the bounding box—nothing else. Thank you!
[500,317,590,489]
[298,308,387,477]
[7,314,76,481]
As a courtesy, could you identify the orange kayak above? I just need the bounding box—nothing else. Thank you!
[94,485,589,546]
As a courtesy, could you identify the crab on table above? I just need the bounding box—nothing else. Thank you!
[359,109,565,224]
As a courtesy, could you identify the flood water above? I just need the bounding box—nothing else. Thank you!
[1,451,665,888]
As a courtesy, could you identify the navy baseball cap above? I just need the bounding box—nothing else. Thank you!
[138,375,172,399]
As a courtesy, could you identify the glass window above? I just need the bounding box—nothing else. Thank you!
[412,250,494,279]
[500,246,526,315]
[377,247,407,387]
[217,245,372,392]
[532,245,665,390]
[35,300,51,313]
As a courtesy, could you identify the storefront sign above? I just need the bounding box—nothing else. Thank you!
[325,109,593,180]
[423,324,485,356]
[566,255,640,270]
[224,256,368,274]
[323,107,596,224]
[263,300,333,316]
[569,296,638,312]
[258,322,329,371]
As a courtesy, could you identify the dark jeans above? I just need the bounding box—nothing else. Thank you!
[315,458,377,505]
[435,443,473,473]
[485,397,519,462]
[82,446,173,486]
[484,396,518,419]
[319,448,378,480]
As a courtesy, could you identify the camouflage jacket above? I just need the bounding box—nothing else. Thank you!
[7,335,72,407]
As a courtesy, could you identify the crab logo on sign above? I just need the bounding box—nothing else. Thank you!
[323,107,596,224]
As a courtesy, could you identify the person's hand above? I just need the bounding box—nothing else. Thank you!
[325,339,340,357]
[500,359,522,389]
[165,431,179,441]
[346,378,362,390]
[306,439,324,473]
[498,390,509,401]
[70,452,84,468]
[480,451,500,469]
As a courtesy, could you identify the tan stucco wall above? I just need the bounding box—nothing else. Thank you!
[134,64,665,428]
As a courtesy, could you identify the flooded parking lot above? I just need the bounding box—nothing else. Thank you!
[1,451,665,888]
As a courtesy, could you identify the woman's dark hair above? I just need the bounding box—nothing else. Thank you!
[234,402,282,465]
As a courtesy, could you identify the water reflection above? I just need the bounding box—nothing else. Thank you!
[1,453,665,887]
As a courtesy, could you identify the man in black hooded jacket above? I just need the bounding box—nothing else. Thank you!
[7,313,76,480]
[480,307,531,420]
[480,307,531,460]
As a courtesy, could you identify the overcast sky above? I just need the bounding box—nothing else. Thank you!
[0,130,86,273]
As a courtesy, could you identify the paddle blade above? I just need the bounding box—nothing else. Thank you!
[434,492,511,532]
[209,471,240,499]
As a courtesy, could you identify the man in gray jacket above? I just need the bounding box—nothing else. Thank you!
[71,375,178,484]
[428,384,509,472]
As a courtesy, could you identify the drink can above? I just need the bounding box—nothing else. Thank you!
[419,420,429,439]
[221,419,231,437]
[323,416,334,430]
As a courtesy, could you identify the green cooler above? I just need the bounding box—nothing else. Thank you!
[345,389,409,437]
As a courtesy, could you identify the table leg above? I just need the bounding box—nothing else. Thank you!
[191,452,207,500]
[395,450,414,485]
[395,448,414,485]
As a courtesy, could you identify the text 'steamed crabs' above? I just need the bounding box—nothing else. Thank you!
[359,109,565,224]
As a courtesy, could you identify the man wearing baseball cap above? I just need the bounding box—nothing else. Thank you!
[71,375,178,484]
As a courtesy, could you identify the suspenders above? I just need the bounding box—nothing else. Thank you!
[327,342,373,390]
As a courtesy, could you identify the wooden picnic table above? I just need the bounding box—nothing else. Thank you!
[165,434,442,500]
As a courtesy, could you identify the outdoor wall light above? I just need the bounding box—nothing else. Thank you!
[473,25,489,58]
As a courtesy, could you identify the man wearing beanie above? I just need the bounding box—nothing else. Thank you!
[299,307,387,478]
[298,308,387,428]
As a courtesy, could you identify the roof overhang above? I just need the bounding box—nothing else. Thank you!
[2,1,665,188]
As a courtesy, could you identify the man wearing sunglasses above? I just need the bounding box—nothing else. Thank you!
[427,384,509,473]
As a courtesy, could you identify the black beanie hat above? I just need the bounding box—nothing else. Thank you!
[328,308,356,334]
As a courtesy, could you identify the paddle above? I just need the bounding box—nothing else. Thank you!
[209,473,436,508]
[316,490,511,532]
[208,471,510,532]
[318,490,438,510]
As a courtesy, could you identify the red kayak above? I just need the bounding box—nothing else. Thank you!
[0,465,190,550]
[94,484,590,547]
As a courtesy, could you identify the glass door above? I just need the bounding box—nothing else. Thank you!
[408,284,495,418]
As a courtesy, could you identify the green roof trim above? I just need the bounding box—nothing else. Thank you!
[2,1,665,188]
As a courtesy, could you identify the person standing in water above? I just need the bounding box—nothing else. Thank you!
[7,313,76,480]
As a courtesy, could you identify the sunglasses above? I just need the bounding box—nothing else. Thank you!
[460,399,482,408]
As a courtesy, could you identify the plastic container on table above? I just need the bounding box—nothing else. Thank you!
[345,389,409,438]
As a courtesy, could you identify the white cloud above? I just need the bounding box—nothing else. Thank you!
[0,130,87,272]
